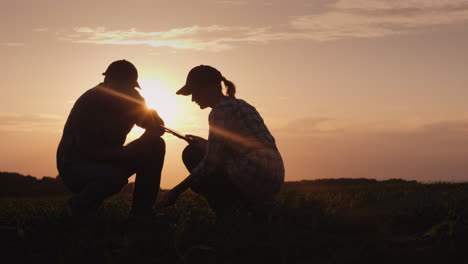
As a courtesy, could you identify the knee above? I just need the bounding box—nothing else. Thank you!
[96,175,128,195]
[153,137,165,151]
[182,144,205,172]
[150,137,165,159]
[141,136,166,159]
[182,144,196,161]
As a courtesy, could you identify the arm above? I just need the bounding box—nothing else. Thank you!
[73,117,127,162]
[137,108,165,136]
[157,136,207,207]
[158,109,231,208]
[158,174,193,207]
[189,109,228,178]
[78,145,126,162]
[76,110,164,161]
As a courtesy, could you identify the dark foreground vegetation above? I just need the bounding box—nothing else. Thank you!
[1,172,468,264]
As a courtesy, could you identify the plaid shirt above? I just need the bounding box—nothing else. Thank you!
[191,97,285,201]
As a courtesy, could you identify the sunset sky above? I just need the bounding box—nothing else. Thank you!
[2,0,468,187]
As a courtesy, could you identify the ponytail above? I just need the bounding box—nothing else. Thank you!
[221,77,236,98]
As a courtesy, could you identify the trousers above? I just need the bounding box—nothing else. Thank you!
[61,131,165,216]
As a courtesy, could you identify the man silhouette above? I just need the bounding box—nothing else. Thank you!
[57,60,165,216]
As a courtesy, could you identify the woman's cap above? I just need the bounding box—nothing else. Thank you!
[176,65,222,96]
[102,59,140,88]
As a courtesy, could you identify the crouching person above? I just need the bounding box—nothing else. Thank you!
[159,65,284,216]
[57,60,165,217]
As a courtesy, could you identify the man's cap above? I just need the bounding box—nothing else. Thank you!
[102,59,140,88]
[176,65,222,96]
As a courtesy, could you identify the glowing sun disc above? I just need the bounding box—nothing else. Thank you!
[138,79,178,127]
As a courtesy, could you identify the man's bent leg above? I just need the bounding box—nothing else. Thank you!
[124,131,165,216]
[64,162,131,216]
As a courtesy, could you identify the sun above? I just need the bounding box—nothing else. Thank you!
[125,78,199,143]
[137,79,179,128]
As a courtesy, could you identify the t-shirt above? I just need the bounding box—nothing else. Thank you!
[56,83,154,172]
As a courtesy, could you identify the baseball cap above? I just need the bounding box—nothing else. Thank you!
[176,65,222,95]
[102,59,140,88]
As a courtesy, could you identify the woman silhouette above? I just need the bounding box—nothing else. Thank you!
[160,65,284,215]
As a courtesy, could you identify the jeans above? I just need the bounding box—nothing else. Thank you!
[61,131,165,216]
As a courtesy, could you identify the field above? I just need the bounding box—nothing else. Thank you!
[1,179,468,264]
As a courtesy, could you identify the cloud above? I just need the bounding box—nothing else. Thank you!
[419,119,468,133]
[0,113,64,133]
[290,0,468,40]
[34,28,49,32]
[62,26,272,52]
[61,24,330,52]
[275,117,344,136]
[217,0,247,6]
[3,42,25,47]
[60,0,468,51]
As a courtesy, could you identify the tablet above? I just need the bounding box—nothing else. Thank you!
[160,125,191,142]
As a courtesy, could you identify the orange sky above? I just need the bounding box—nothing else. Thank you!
[2,0,468,186]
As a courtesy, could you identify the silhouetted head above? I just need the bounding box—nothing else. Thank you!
[177,65,236,109]
[102,60,140,89]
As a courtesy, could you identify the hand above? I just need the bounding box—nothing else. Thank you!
[150,109,165,126]
[157,188,181,208]
[144,109,165,136]
[186,134,205,142]
[186,134,208,149]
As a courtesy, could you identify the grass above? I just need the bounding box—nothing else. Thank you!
[1,180,468,264]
